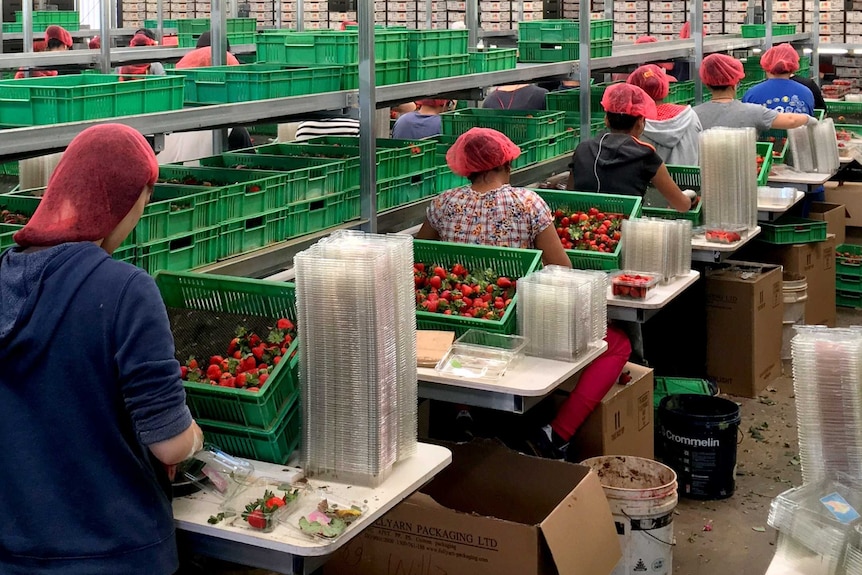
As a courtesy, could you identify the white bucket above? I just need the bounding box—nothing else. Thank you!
[781,273,808,361]
[583,455,678,575]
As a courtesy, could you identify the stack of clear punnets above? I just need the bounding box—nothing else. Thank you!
[791,326,862,484]
[621,217,692,282]
[789,118,840,174]
[846,526,862,575]
[768,473,862,569]
[294,231,416,486]
[517,266,607,361]
[700,127,758,229]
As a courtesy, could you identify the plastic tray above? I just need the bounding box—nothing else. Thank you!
[407,29,468,59]
[282,488,367,541]
[154,271,300,430]
[13,10,80,31]
[517,39,613,63]
[0,74,185,126]
[135,183,221,244]
[534,189,643,270]
[837,275,862,293]
[340,59,408,90]
[177,31,256,48]
[144,19,179,29]
[219,209,291,259]
[741,23,797,37]
[255,29,409,66]
[137,226,220,274]
[440,107,566,144]
[758,216,827,245]
[378,171,437,211]
[517,19,614,42]
[609,270,660,300]
[436,337,526,382]
[285,191,349,239]
[704,225,748,244]
[408,54,469,82]
[414,240,543,336]
[468,48,518,74]
[221,477,304,533]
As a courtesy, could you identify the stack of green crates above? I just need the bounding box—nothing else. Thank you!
[742,55,766,82]
[143,19,179,29]
[154,271,301,464]
[256,28,409,90]
[740,23,797,37]
[407,29,469,81]
[517,19,613,63]
[545,82,617,129]
[0,194,40,251]
[468,47,518,74]
[8,10,80,32]
[837,244,862,308]
[666,81,695,105]
[175,17,257,48]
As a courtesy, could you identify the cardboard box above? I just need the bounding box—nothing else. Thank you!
[806,202,848,246]
[324,441,621,575]
[568,362,654,462]
[825,184,862,227]
[619,11,647,22]
[705,262,784,398]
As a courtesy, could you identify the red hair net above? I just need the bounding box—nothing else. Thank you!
[45,25,73,47]
[130,33,156,47]
[88,36,100,49]
[601,83,658,119]
[680,22,708,39]
[416,99,448,108]
[760,43,800,75]
[14,124,158,248]
[700,53,745,86]
[446,127,521,177]
[176,46,240,68]
[33,40,47,52]
[635,35,658,44]
[14,69,57,79]
[627,64,676,102]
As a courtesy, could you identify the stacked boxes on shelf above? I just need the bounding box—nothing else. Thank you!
[648,0,684,38]
[848,8,862,44]
[724,0,749,35]
[833,56,862,89]
[612,0,646,42]
[443,0,544,31]
[773,0,803,27]
[807,0,845,43]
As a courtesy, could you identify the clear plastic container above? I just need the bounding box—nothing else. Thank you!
[609,270,660,300]
[758,186,797,209]
[282,488,368,541]
[220,476,305,533]
[435,329,527,381]
[704,225,748,244]
[180,445,256,499]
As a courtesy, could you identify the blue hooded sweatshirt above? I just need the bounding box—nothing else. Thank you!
[0,242,191,575]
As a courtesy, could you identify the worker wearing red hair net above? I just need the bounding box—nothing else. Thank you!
[694,53,814,132]
[117,32,167,79]
[391,98,453,139]
[14,25,72,79]
[569,83,698,211]
[418,128,634,461]
[0,124,203,574]
[741,43,816,115]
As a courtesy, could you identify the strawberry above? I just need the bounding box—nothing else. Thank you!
[266,496,286,508]
[180,366,188,379]
[276,318,294,331]
[258,373,269,386]
[210,356,224,366]
[497,277,512,289]
[206,364,222,380]
[273,356,281,365]
[246,509,267,529]
[187,358,198,370]
[247,386,260,392]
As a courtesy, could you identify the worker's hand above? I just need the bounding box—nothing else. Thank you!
[681,189,699,210]
[806,115,820,126]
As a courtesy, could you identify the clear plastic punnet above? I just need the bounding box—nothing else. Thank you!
[700,127,758,230]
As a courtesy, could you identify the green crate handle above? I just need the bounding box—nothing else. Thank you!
[838,274,862,283]
[839,258,862,268]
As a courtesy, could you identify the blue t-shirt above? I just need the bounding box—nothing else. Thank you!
[0,242,190,575]
[742,78,816,116]
[391,112,442,139]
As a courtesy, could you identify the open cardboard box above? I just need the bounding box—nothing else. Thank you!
[325,440,621,575]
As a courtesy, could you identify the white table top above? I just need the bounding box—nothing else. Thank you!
[691,225,762,253]
[173,443,452,558]
[768,165,834,186]
[607,270,700,311]
[758,190,805,213]
[417,341,607,396]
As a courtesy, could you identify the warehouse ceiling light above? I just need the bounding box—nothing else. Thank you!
[818,47,849,55]
[802,48,813,54]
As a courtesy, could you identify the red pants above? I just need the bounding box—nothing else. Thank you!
[551,324,632,442]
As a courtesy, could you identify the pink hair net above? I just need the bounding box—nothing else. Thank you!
[760,43,800,75]
[601,83,658,119]
[130,33,156,47]
[446,127,521,177]
[680,22,708,39]
[14,124,159,247]
[700,53,746,86]
[627,64,677,102]
[635,35,658,44]
[176,47,240,68]
[45,25,73,47]
[88,36,100,49]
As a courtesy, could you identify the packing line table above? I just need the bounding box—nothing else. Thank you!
[417,341,608,413]
[173,443,452,575]
[691,226,762,263]
[768,165,837,193]
[757,190,806,221]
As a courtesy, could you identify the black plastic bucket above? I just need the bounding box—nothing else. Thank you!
[658,394,741,500]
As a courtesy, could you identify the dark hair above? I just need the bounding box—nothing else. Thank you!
[606,112,639,131]
[467,162,511,184]
[707,85,732,91]
[46,38,66,50]
[196,31,232,52]
[135,28,157,40]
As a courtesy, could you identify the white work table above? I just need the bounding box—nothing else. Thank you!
[607,270,701,323]
[691,226,761,263]
[173,443,452,575]
[757,190,805,221]
[768,164,836,191]
[417,341,607,413]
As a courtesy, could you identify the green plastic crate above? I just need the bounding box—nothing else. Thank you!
[545,83,617,116]
[758,216,827,245]
[533,189,643,270]
[255,29,409,66]
[440,108,566,144]
[144,19,179,29]
[341,59,408,89]
[413,240,543,336]
[0,194,40,222]
[0,74,185,126]
[14,10,79,30]
[167,64,342,104]
[177,31,256,48]
[199,153,345,203]
[828,101,862,120]
[173,17,256,35]
[666,81,695,105]
[837,275,862,292]
[642,165,703,224]
[285,190,349,238]
[2,23,22,33]
[0,222,21,250]
[517,19,613,42]
[342,186,360,221]
[741,23,797,37]
[837,243,862,278]
[430,136,470,191]
[408,54,469,82]
[408,29,468,59]
[518,39,613,63]
[378,170,437,211]
[198,397,300,463]
[112,243,137,265]
[654,377,714,409]
[137,226,220,274]
[837,289,862,309]
[158,165,289,220]
[468,48,518,74]
[535,129,578,161]
[219,209,290,259]
[757,141,774,187]
[135,183,221,243]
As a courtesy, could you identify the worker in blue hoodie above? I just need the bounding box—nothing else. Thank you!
[0,124,202,575]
